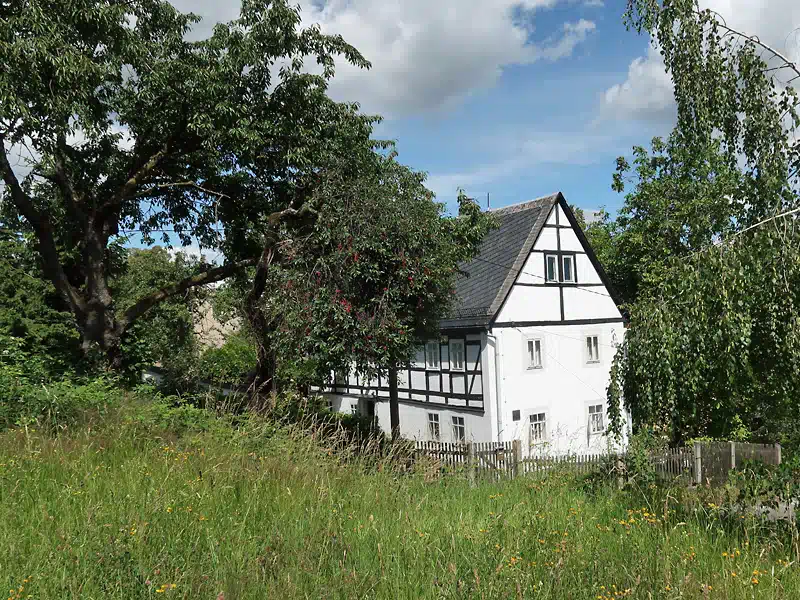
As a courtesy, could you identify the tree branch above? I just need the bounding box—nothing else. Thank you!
[118,256,257,333]
[0,132,86,315]
[110,142,170,207]
[53,133,86,223]
[719,206,800,245]
[134,180,230,199]
[268,201,318,225]
[705,11,800,82]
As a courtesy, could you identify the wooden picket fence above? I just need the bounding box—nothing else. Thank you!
[651,446,696,480]
[413,440,781,484]
[521,452,613,476]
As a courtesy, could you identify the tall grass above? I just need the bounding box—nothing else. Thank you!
[0,402,797,599]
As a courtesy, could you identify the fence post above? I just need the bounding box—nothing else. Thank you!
[694,441,702,486]
[775,443,782,465]
[512,440,522,479]
[466,442,476,487]
[730,441,736,470]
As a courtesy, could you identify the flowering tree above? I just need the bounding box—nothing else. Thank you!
[230,153,494,434]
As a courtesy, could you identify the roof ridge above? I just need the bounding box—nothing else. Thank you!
[488,192,560,215]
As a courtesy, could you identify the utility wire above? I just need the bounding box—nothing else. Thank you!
[521,324,618,350]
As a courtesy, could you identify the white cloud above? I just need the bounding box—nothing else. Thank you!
[584,0,604,7]
[168,244,224,265]
[600,0,800,123]
[426,130,615,198]
[599,44,674,123]
[169,0,596,117]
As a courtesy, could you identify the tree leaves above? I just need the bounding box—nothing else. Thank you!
[606,1,800,447]
[0,0,384,358]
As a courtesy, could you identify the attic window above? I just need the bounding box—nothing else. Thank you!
[562,255,575,283]
[545,255,558,282]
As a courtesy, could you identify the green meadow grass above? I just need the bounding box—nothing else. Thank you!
[0,404,797,599]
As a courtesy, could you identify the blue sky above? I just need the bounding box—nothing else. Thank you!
[374,2,666,215]
[162,0,798,256]
[4,0,797,262]
[171,0,689,219]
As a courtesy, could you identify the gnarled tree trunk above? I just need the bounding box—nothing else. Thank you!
[244,240,281,406]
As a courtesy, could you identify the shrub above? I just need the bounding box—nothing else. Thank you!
[623,427,667,489]
[0,334,122,430]
[199,332,257,385]
[729,457,800,514]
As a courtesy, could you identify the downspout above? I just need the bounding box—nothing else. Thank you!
[487,330,503,444]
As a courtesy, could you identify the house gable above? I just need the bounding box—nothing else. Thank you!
[492,194,624,326]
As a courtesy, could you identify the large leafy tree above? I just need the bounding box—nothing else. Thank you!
[0,0,379,366]
[220,152,494,430]
[607,0,800,445]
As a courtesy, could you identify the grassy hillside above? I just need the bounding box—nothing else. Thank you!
[1,401,797,599]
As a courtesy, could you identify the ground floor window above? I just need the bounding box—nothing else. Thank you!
[452,416,466,442]
[529,412,547,443]
[588,404,604,434]
[428,413,440,441]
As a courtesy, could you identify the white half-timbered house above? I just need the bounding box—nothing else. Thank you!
[322,193,629,454]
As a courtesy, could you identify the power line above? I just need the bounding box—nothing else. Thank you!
[521,324,618,350]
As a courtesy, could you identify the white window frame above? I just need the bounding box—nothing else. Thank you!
[529,412,547,444]
[585,335,600,364]
[425,341,440,370]
[525,337,544,370]
[561,254,576,283]
[588,403,605,435]
[451,416,466,443]
[449,340,465,371]
[545,254,559,282]
[427,413,440,441]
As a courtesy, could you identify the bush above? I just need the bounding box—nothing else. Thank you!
[623,427,667,489]
[0,334,122,430]
[122,385,234,438]
[729,458,800,513]
[199,332,257,385]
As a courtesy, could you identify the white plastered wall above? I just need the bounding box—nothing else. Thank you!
[490,323,628,455]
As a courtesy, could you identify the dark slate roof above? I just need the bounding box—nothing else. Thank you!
[441,193,561,329]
